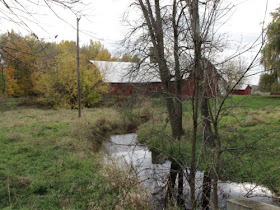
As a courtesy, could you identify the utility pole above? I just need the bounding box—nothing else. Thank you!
[0,57,5,95]
[77,16,81,118]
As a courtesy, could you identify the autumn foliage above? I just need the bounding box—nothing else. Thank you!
[0,35,36,96]
[0,31,113,107]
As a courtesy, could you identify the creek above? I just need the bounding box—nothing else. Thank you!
[103,133,279,209]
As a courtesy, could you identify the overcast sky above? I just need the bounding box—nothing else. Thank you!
[83,0,280,51]
[0,0,279,85]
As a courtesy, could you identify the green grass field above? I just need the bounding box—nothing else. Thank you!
[0,98,150,209]
[218,95,280,195]
[1,95,279,208]
[137,95,280,196]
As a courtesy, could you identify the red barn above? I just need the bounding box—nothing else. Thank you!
[231,85,252,95]
[90,60,224,97]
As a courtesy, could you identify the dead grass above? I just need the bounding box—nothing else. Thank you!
[243,110,268,127]
[0,98,154,209]
[9,134,23,142]
[243,108,280,127]
[244,115,266,126]
[5,176,33,191]
[0,102,128,152]
[70,108,126,152]
[100,159,152,210]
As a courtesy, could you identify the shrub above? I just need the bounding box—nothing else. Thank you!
[35,42,108,108]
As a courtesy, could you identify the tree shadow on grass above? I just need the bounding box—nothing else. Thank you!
[0,97,51,112]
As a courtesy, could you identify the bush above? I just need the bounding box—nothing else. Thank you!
[259,73,277,92]
[271,81,280,93]
[35,42,108,108]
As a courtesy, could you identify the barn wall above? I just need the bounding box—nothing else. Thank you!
[232,86,252,95]
[271,92,280,95]
[108,82,163,96]
[245,86,252,95]
[107,65,221,97]
[108,78,219,97]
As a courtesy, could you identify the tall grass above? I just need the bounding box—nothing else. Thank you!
[0,98,152,209]
[136,95,280,197]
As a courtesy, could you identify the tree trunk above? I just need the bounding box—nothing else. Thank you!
[189,0,202,208]
[139,0,184,205]
[166,161,179,201]
[201,167,212,210]
[166,161,185,206]
[213,124,221,209]
[200,65,214,209]
[177,167,184,206]
[201,97,214,146]
[190,119,197,209]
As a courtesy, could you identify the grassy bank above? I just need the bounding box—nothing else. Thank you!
[137,95,280,196]
[1,95,279,208]
[0,98,151,209]
[219,95,280,195]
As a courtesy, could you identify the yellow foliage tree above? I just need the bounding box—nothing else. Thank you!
[35,42,108,108]
[1,37,37,97]
[3,66,19,96]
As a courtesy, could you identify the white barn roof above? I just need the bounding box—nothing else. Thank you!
[235,84,251,90]
[90,60,161,83]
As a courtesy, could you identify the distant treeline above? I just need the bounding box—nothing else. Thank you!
[0,31,138,107]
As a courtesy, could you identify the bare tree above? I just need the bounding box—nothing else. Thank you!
[134,2,185,204]
[221,58,248,90]
[0,0,86,62]
[123,0,271,209]
[124,0,229,208]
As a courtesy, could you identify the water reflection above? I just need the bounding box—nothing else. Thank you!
[103,134,279,209]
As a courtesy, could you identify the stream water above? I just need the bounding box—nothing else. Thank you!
[103,133,279,209]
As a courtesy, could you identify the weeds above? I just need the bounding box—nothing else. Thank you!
[136,95,280,197]
[100,159,152,209]
[0,97,152,209]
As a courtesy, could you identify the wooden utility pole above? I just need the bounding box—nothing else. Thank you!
[0,57,5,95]
[77,17,81,118]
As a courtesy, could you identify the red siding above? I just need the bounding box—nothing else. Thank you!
[106,64,221,97]
[270,92,280,95]
[108,82,163,96]
[231,85,252,95]
[108,77,219,97]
